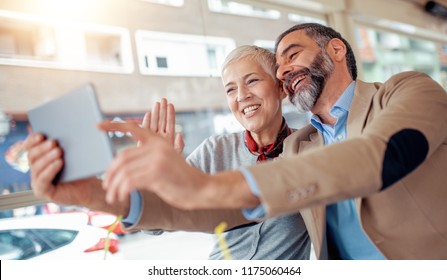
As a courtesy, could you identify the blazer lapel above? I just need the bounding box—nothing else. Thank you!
[346,80,377,221]
[347,80,377,138]
[297,130,328,258]
[301,206,328,259]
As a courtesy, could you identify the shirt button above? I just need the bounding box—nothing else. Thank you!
[336,134,343,141]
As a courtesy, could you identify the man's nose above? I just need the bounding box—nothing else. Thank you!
[276,64,293,82]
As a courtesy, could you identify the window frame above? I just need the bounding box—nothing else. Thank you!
[0,9,134,74]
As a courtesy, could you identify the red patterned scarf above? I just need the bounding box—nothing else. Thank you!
[244,118,292,162]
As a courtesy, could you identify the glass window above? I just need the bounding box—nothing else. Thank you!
[207,47,218,70]
[287,13,326,25]
[354,25,447,89]
[140,0,184,7]
[156,56,168,68]
[135,30,235,77]
[0,10,134,73]
[253,40,275,52]
[441,44,447,54]
[207,0,280,19]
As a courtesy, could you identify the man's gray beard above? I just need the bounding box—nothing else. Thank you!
[289,83,319,113]
[289,50,334,113]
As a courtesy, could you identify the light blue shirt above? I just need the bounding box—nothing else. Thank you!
[121,191,142,227]
[243,81,384,260]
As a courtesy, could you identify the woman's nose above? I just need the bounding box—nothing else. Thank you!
[237,87,250,102]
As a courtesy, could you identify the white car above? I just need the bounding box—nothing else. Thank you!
[0,212,122,260]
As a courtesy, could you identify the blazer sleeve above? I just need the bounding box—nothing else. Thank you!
[129,136,251,232]
[246,71,447,218]
[129,190,250,233]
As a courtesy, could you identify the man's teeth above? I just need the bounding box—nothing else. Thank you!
[243,105,260,114]
[291,75,306,91]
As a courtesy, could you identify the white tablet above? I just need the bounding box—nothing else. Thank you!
[28,84,115,183]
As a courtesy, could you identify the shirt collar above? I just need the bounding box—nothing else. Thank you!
[310,81,356,131]
[332,81,356,113]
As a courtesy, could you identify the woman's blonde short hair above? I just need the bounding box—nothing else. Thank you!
[221,45,277,85]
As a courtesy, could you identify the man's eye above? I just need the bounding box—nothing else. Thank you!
[226,88,235,95]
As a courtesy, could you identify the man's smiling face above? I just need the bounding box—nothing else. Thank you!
[275,30,335,113]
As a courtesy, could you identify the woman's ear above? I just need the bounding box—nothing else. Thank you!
[327,38,346,62]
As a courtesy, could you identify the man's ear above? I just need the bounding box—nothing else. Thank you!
[326,38,346,62]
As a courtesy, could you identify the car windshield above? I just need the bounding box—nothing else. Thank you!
[0,229,77,259]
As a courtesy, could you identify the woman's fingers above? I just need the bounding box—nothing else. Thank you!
[142,111,151,129]
[150,101,160,132]
[174,133,185,154]
[166,102,176,144]
[139,112,152,147]
[140,98,178,146]
[158,98,168,134]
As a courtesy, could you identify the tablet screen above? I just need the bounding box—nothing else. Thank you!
[28,84,115,183]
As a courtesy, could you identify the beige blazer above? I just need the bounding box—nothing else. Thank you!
[132,71,447,260]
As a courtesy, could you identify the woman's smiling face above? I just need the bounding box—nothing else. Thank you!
[223,57,285,135]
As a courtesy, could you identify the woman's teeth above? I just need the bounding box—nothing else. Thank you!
[243,105,260,114]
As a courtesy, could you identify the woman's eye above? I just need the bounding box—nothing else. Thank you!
[248,79,259,84]
[226,88,235,95]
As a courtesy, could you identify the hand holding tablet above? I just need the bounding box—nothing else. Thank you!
[28,84,115,183]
